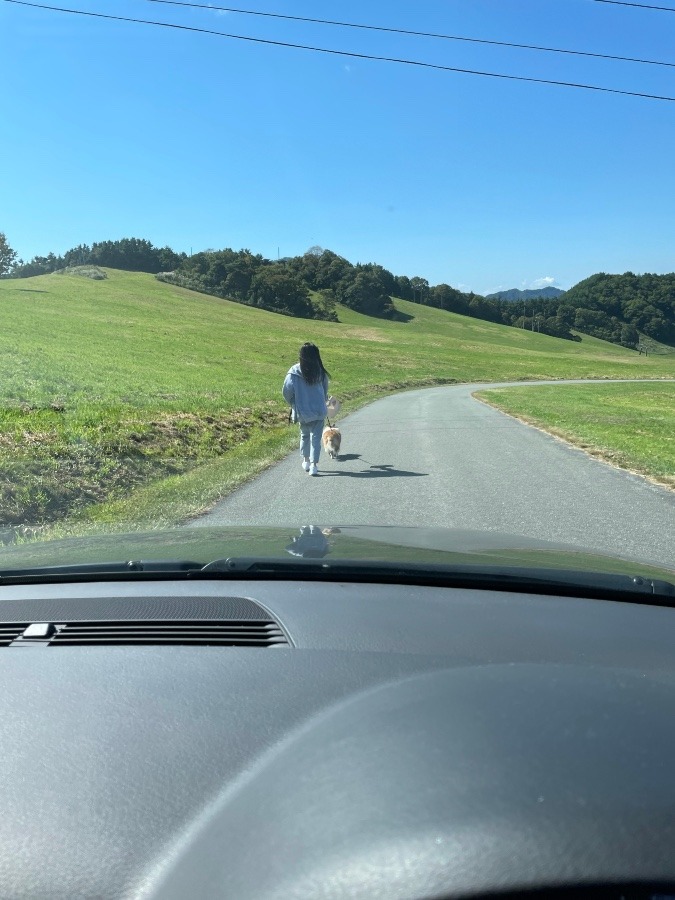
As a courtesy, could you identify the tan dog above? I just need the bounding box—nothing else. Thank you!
[322,426,341,459]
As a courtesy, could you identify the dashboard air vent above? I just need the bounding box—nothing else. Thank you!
[1,620,288,647]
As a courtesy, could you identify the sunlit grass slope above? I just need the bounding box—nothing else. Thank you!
[2,269,674,405]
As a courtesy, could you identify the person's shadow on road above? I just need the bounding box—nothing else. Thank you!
[319,455,427,478]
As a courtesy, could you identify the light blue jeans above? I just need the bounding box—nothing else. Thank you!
[299,419,324,464]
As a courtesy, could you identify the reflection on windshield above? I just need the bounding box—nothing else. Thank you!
[285,526,341,559]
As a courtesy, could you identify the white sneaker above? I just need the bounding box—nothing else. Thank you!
[309,463,318,476]
[302,459,310,472]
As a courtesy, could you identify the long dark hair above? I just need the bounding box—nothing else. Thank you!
[299,342,329,385]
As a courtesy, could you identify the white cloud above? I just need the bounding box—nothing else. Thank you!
[530,276,556,289]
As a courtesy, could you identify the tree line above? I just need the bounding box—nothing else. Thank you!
[555,272,675,346]
[3,233,674,347]
[7,237,184,278]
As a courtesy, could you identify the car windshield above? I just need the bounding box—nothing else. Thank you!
[0,0,673,580]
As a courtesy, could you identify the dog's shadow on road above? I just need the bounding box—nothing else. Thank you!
[321,455,427,478]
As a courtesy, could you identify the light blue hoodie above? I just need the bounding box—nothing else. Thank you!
[282,363,329,424]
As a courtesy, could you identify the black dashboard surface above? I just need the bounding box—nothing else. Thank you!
[0,579,673,898]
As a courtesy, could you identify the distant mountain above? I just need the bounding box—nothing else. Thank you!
[486,287,565,302]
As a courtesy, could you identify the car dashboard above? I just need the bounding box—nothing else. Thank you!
[0,577,673,899]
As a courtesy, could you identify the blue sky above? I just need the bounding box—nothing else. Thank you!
[1,0,674,293]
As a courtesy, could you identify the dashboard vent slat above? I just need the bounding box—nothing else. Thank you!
[0,625,30,647]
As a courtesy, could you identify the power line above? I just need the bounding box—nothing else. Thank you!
[592,0,675,11]
[143,0,675,69]
[4,0,675,102]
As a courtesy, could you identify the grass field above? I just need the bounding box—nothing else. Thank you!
[477,382,675,489]
[1,268,673,532]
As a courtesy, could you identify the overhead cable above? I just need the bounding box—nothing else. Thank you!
[592,0,675,11]
[143,0,675,69]
[3,0,675,102]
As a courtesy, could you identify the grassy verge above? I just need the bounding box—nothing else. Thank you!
[0,402,282,525]
[476,382,675,489]
[1,268,674,534]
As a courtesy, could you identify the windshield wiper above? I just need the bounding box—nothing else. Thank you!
[0,556,673,606]
[0,559,203,584]
[200,557,675,603]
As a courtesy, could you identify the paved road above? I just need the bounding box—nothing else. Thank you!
[191,380,675,568]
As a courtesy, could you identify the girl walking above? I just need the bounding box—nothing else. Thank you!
[282,343,330,476]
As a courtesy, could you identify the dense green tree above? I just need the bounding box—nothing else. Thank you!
[13,238,186,278]
[620,323,639,348]
[409,276,430,304]
[339,270,396,317]
[11,251,64,278]
[88,238,173,273]
[358,263,396,299]
[0,232,17,277]
[248,266,314,317]
[542,316,579,341]
[62,244,91,268]
[394,274,413,300]
[313,288,339,321]
[157,246,184,271]
[560,272,675,345]
[556,304,575,329]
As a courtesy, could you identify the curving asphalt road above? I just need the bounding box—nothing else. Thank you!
[191,380,675,568]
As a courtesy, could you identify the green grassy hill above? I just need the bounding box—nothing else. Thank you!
[1,268,673,531]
